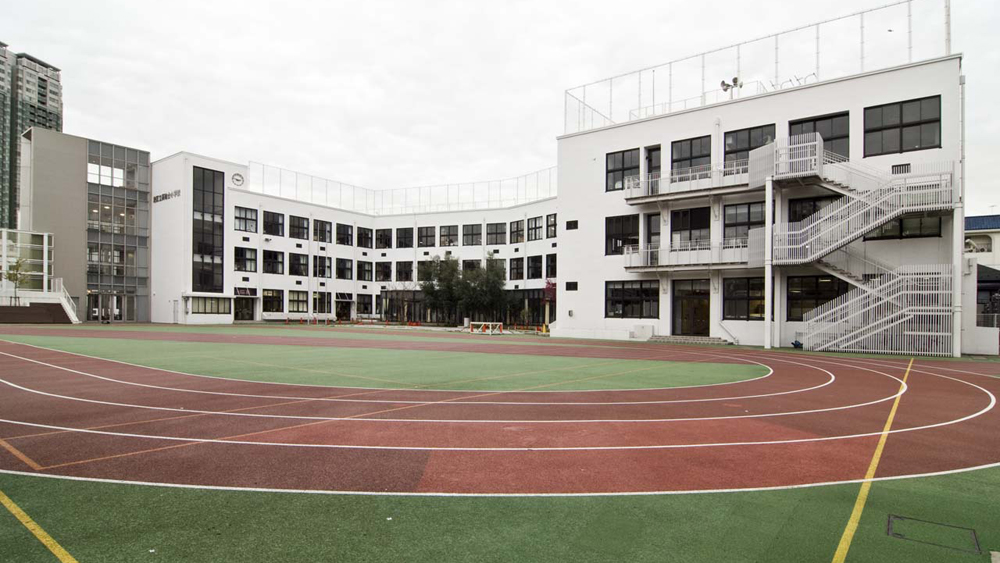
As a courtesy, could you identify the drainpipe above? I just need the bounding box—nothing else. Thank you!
[764,177,774,349]
[953,73,965,357]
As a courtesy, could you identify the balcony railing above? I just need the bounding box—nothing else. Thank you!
[624,238,749,268]
[623,160,750,200]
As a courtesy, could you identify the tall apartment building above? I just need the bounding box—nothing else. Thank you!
[0,42,62,228]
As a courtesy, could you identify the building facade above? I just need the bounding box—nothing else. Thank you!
[1,43,62,228]
[19,129,151,322]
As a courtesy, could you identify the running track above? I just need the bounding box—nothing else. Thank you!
[0,327,998,495]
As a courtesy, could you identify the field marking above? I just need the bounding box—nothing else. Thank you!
[0,488,78,562]
[0,338,775,393]
[0,439,42,471]
[831,358,912,563]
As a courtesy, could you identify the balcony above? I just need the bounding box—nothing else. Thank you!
[624,160,750,203]
[624,238,750,271]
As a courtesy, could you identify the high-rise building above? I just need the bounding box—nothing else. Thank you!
[0,42,62,228]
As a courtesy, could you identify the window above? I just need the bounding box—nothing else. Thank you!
[786,276,851,321]
[263,289,283,312]
[357,294,373,315]
[397,227,413,248]
[509,258,524,280]
[671,136,711,180]
[605,281,659,318]
[546,254,557,278]
[790,112,849,158]
[357,261,373,281]
[376,229,392,249]
[376,262,392,281]
[336,258,353,280]
[193,166,224,293]
[864,96,941,157]
[724,125,775,172]
[396,261,413,282]
[527,217,543,241]
[510,220,524,244]
[418,260,434,281]
[313,220,332,243]
[788,196,838,223]
[865,215,942,240]
[289,216,309,240]
[723,202,765,240]
[462,260,480,271]
[263,212,284,236]
[463,224,482,246]
[566,281,578,291]
[288,253,308,276]
[263,250,284,274]
[486,223,506,245]
[723,278,765,321]
[313,256,332,278]
[671,208,711,248]
[546,214,557,238]
[234,207,257,232]
[606,148,639,191]
[289,291,308,313]
[357,227,373,248]
[234,247,257,272]
[605,214,640,255]
[313,292,332,314]
[191,297,231,315]
[418,227,435,247]
[336,223,353,245]
[527,255,543,279]
[566,220,578,230]
[440,225,458,246]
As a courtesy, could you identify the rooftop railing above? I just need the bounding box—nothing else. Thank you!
[564,0,951,135]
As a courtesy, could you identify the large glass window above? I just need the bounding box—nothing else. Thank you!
[289,291,308,313]
[670,208,710,248]
[336,258,353,280]
[790,112,849,158]
[723,277,765,320]
[723,202,765,240]
[487,223,506,245]
[191,297,231,315]
[527,217,543,241]
[724,125,775,172]
[263,212,284,236]
[357,227,373,248]
[336,223,353,245]
[289,253,309,276]
[527,255,543,279]
[865,215,942,240]
[289,216,309,240]
[605,280,659,318]
[234,207,257,232]
[396,261,413,282]
[788,196,838,223]
[546,214,557,238]
[313,220,332,243]
[313,256,332,278]
[263,289,283,312]
[263,250,284,274]
[357,294,373,315]
[234,247,256,272]
[864,96,941,157]
[509,258,524,280]
[463,260,480,271]
[606,149,639,191]
[463,224,482,246]
[546,254,557,278]
[357,261,373,281]
[671,136,711,180]
[786,276,851,321]
[440,225,458,247]
[605,214,640,255]
[510,220,524,244]
[376,262,392,282]
[313,292,332,314]
[376,229,392,249]
[192,166,225,293]
[397,228,414,248]
[418,227,435,247]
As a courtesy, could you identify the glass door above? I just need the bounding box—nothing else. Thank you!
[673,279,710,336]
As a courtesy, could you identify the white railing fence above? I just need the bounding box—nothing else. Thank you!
[624,161,750,199]
[624,239,750,268]
[815,246,895,286]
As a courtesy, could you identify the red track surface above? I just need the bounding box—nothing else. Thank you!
[0,328,997,495]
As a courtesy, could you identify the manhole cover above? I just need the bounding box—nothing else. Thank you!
[887,515,981,554]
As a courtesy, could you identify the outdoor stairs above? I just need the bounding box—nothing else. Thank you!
[0,303,73,324]
[647,335,732,346]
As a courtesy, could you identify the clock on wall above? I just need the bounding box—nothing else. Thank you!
[232,173,245,186]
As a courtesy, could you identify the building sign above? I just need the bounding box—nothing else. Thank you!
[153,189,181,203]
[232,173,244,186]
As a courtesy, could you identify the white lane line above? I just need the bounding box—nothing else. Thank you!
[0,350,843,406]
[0,338,776,394]
[2,461,1000,497]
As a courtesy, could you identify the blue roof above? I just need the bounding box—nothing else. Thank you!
[966,215,1000,231]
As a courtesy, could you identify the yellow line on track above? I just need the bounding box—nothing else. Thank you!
[0,488,79,562]
[0,439,42,471]
[830,357,913,563]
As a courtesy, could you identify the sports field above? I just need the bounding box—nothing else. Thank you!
[0,324,997,562]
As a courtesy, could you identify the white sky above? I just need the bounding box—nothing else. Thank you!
[4,0,999,213]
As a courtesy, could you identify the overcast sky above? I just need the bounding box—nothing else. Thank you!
[4,0,998,213]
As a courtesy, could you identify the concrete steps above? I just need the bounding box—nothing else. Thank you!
[647,335,732,346]
[0,303,73,324]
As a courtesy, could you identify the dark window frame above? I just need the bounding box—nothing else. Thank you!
[396,261,413,282]
[396,227,414,248]
[723,277,765,321]
[263,250,284,275]
[263,211,284,237]
[546,253,557,278]
[864,214,942,240]
[336,258,353,280]
[234,247,257,272]
[357,227,373,248]
[510,220,524,244]
[289,253,309,277]
[527,255,543,279]
[724,125,775,171]
[375,229,392,249]
[418,227,435,248]
[313,219,332,243]
[262,289,284,312]
[671,135,711,180]
[605,280,659,319]
[375,261,392,282]
[546,214,557,238]
[289,216,309,240]
[509,257,525,280]
[605,214,640,255]
[463,224,482,246]
[527,217,543,241]
[440,225,458,247]
[234,206,257,233]
[606,148,639,191]
[486,222,506,245]
[790,112,850,158]
[357,261,373,281]
[786,275,851,321]
[336,223,353,246]
[864,95,941,157]
[723,202,765,241]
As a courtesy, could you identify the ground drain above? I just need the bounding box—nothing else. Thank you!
[887,514,981,555]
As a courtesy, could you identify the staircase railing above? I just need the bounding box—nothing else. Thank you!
[815,246,895,287]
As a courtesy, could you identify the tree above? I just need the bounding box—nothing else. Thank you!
[4,258,28,306]
[420,256,461,324]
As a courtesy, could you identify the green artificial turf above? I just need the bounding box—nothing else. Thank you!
[0,466,997,562]
[0,334,767,391]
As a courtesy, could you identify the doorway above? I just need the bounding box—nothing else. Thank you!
[673,279,710,336]
[234,298,255,321]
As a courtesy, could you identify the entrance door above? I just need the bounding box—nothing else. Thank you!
[234,298,255,321]
[673,279,710,336]
[335,301,352,321]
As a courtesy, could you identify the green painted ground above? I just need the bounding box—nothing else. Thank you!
[0,334,766,391]
[0,466,997,562]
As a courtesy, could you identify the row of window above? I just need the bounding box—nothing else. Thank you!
[234,209,558,246]
[234,248,558,282]
[260,290,373,314]
[603,275,852,321]
[605,95,942,191]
